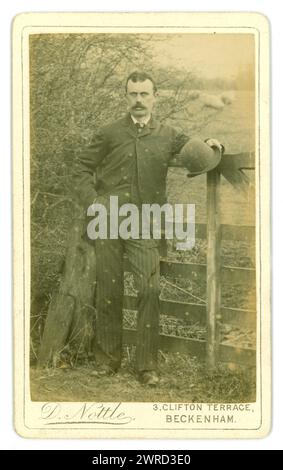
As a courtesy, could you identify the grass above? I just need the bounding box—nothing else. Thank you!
[31,349,256,403]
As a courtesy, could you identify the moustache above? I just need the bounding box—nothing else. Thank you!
[133,105,146,109]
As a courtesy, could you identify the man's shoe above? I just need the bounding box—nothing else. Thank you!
[139,370,159,386]
[91,364,117,378]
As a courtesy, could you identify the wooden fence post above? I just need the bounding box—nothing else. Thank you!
[206,168,221,368]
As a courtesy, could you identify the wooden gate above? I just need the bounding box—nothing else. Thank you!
[123,153,256,368]
[38,151,256,368]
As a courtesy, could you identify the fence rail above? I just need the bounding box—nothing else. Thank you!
[123,328,256,367]
[123,295,256,328]
[124,258,255,285]
[174,222,255,242]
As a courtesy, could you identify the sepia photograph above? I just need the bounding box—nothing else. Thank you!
[13,12,270,438]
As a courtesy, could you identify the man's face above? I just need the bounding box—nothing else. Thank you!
[126,79,157,119]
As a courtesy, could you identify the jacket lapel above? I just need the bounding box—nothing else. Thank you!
[140,116,158,137]
[122,113,138,138]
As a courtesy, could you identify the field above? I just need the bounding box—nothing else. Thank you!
[30,90,256,402]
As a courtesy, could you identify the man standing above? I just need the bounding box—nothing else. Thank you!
[74,71,222,385]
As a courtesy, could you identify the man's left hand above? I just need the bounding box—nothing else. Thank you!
[205,138,224,153]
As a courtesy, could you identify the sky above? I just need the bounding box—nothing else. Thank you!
[151,34,255,79]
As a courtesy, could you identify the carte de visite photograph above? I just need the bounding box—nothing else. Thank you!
[13,12,270,438]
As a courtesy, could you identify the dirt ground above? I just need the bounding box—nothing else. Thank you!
[31,349,256,403]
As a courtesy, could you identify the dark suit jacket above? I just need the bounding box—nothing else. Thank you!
[73,113,189,210]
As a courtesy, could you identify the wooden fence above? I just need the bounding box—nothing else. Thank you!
[38,151,256,369]
[122,154,256,368]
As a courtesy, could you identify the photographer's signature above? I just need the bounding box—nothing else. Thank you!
[40,402,135,425]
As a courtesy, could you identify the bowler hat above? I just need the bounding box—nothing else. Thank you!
[179,138,222,176]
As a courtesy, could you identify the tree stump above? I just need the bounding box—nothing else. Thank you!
[37,209,97,367]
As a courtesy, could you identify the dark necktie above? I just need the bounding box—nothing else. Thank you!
[135,122,145,132]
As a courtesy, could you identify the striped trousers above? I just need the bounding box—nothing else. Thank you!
[94,237,160,372]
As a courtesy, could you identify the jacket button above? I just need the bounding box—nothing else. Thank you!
[128,153,133,157]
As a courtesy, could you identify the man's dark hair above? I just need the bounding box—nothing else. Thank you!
[125,71,157,93]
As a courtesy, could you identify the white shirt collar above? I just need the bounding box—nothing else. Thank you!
[130,114,151,127]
